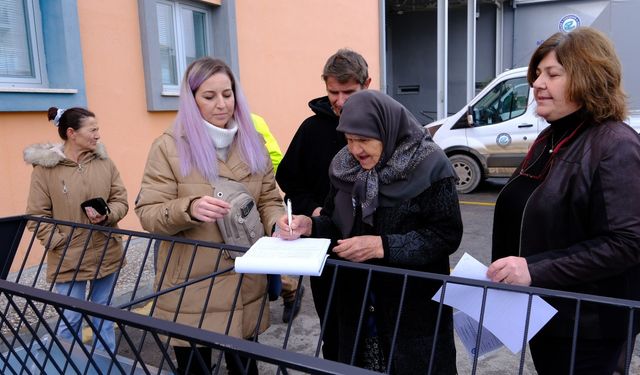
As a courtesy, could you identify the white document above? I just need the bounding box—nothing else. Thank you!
[234,237,330,276]
[432,253,557,353]
[453,310,503,360]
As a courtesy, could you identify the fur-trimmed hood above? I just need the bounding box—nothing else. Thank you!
[23,142,108,167]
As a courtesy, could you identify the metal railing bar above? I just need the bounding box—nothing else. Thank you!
[3,279,381,374]
[113,322,153,375]
[125,234,152,309]
[384,274,408,373]
[0,304,32,375]
[427,278,449,375]
[2,215,638,374]
[327,258,640,309]
[12,223,81,373]
[22,297,81,375]
[24,215,250,253]
[78,314,127,375]
[314,264,339,359]
[130,239,177,375]
[517,294,535,375]
[624,308,635,375]
[470,286,489,375]
[0,220,65,367]
[12,219,40,284]
[349,268,373,367]
[149,331,180,375]
[1,296,58,375]
[569,299,582,375]
[280,275,305,351]
[183,342,210,375]
[121,247,229,310]
[49,305,106,375]
[104,232,135,375]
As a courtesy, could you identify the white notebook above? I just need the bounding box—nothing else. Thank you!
[234,237,330,276]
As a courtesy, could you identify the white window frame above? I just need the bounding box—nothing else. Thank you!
[157,0,211,95]
[0,0,47,87]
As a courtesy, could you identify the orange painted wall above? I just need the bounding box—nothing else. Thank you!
[75,0,176,231]
[235,0,381,152]
[0,1,380,267]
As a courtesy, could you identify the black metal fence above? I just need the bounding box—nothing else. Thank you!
[0,215,638,374]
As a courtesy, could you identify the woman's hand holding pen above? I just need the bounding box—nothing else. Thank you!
[189,196,231,222]
[275,214,312,240]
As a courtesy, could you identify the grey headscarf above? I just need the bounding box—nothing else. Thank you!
[329,90,455,237]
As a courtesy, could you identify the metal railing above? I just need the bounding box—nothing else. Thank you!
[0,215,638,374]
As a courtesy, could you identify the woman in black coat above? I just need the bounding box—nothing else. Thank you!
[277,90,462,374]
[487,27,640,374]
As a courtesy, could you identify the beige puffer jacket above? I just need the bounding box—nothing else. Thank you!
[24,143,129,283]
[135,130,283,341]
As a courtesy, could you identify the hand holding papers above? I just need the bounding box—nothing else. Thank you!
[234,237,330,276]
[432,253,557,354]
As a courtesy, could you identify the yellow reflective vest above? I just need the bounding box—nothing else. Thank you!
[251,113,283,172]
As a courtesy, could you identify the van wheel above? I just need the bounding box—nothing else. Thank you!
[449,154,482,194]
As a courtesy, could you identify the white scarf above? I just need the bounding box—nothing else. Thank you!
[203,119,238,161]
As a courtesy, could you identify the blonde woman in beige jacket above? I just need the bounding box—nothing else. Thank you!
[24,106,128,353]
[135,57,283,375]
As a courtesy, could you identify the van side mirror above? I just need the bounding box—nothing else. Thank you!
[466,106,474,126]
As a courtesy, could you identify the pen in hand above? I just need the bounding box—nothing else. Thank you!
[286,199,293,235]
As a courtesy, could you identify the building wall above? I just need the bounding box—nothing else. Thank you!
[0,0,381,237]
[235,0,381,153]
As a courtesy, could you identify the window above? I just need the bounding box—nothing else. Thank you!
[472,77,529,126]
[0,0,45,86]
[156,1,208,93]
[0,0,87,112]
[139,0,238,111]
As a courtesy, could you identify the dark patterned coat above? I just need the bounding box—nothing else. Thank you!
[312,176,462,374]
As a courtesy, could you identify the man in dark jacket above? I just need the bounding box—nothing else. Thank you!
[275,48,370,360]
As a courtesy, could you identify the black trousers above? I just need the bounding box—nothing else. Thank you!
[530,335,626,375]
[174,346,212,375]
[310,264,339,361]
[224,350,258,375]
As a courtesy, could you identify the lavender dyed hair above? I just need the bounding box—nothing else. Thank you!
[173,57,268,182]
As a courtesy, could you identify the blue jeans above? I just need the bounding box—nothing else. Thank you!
[54,273,117,352]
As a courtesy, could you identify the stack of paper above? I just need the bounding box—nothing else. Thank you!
[234,237,330,276]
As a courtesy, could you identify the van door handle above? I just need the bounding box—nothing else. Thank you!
[518,124,533,128]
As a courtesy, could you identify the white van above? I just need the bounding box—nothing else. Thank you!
[425,67,640,193]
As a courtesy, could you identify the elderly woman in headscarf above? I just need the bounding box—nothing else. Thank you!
[277,90,462,374]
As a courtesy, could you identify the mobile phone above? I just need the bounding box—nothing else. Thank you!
[80,197,110,216]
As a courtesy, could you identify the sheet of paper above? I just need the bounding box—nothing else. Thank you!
[453,311,503,360]
[432,253,557,353]
[234,237,330,276]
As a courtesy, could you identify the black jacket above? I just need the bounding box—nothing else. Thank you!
[312,177,462,374]
[493,120,640,339]
[276,97,345,215]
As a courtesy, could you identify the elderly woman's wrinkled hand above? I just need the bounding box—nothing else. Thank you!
[189,195,231,222]
[487,256,532,286]
[333,235,384,263]
[273,214,312,240]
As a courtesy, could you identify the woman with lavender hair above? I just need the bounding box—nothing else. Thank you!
[135,57,283,375]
